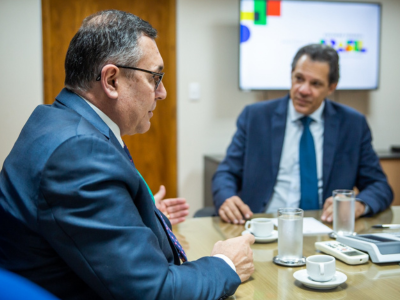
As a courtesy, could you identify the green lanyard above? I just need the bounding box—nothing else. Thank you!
[136,170,155,204]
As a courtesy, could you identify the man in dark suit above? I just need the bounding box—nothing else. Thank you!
[213,44,393,224]
[0,10,254,299]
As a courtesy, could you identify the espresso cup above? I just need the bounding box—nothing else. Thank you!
[245,218,273,237]
[306,255,336,282]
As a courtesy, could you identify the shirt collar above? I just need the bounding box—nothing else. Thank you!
[80,96,124,148]
[288,98,325,124]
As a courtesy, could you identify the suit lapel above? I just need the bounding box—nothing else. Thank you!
[270,96,289,182]
[54,89,180,262]
[54,88,133,162]
[109,130,133,165]
[323,100,339,197]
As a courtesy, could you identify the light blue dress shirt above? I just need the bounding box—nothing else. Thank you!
[266,99,325,213]
[265,99,370,215]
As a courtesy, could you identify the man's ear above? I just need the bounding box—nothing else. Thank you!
[327,82,338,95]
[99,64,120,99]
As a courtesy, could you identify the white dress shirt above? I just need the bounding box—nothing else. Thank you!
[84,99,124,147]
[266,99,325,213]
[82,97,236,272]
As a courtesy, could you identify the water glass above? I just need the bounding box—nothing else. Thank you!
[276,208,304,264]
[333,189,355,236]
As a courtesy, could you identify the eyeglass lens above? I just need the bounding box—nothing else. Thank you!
[154,74,163,91]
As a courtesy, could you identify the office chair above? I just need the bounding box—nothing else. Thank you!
[0,268,59,300]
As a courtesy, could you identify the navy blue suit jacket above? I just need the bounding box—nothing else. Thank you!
[0,89,240,300]
[212,96,393,215]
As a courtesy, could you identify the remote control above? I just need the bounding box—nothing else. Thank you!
[315,241,369,265]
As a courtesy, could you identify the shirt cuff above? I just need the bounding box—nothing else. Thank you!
[357,199,370,216]
[363,203,371,215]
[213,254,236,272]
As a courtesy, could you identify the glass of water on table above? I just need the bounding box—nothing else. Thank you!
[333,189,355,237]
[273,208,306,266]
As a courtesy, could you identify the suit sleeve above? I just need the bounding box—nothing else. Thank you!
[355,118,393,215]
[38,135,240,300]
[212,107,248,212]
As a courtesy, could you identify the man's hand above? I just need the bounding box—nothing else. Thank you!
[211,234,255,282]
[218,196,253,224]
[154,185,189,225]
[321,196,366,223]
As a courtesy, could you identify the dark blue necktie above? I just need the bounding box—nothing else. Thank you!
[123,144,187,262]
[299,116,319,210]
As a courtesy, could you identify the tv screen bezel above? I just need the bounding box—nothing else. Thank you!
[238,0,382,91]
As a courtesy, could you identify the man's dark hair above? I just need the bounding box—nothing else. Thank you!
[291,44,340,85]
[64,10,157,92]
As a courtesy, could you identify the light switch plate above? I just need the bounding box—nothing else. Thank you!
[189,82,201,101]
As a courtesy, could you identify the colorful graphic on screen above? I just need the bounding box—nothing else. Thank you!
[320,39,366,53]
[241,1,282,43]
[240,0,281,26]
[240,0,380,90]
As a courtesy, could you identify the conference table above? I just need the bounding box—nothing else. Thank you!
[173,206,400,299]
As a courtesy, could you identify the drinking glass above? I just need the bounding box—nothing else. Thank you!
[333,189,355,236]
[273,208,305,266]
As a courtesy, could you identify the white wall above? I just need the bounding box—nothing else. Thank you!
[177,0,400,216]
[357,0,400,148]
[0,0,43,166]
[177,0,261,216]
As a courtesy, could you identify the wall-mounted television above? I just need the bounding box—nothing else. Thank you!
[239,0,381,90]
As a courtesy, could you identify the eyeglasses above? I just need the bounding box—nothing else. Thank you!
[96,65,164,91]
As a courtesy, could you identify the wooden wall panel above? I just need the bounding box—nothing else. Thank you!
[42,0,177,197]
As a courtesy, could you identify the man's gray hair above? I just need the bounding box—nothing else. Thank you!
[64,10,157,92]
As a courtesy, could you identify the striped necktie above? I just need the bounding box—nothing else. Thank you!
[123,144,187,262]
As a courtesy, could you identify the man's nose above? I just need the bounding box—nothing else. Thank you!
[156,81,167,100]
[299,82,311,95]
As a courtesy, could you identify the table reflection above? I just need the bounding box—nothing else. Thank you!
[174,207,400,299]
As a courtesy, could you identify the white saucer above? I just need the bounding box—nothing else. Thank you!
[293,269,347,290]
[241,230,278,243]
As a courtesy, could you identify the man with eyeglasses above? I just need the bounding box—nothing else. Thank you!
[0,10,254,300]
